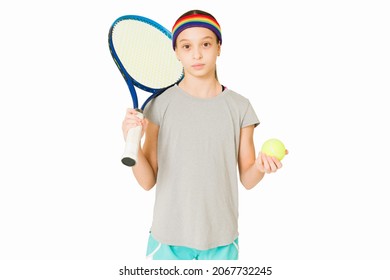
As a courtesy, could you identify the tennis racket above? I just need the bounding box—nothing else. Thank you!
[108,15,183,167]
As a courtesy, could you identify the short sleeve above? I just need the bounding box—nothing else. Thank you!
[143,87,175,126]
[241,101,260,128]
[143,98,160,126]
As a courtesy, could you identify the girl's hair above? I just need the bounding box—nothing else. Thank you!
[179,9,213,17]
[173,10,221,80]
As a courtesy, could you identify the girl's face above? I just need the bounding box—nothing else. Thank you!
[175,27,221,79]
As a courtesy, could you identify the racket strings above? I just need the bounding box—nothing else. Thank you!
[112,20,183,89]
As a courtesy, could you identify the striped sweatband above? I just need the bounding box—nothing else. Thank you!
[172,14,222,49]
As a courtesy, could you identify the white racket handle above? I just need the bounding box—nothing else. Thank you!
[122,111,144,166]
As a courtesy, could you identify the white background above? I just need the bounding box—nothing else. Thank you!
[1,0,389,278]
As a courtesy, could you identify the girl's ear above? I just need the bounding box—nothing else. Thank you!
[217,44,221,56]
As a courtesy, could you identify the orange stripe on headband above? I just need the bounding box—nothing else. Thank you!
[172,14,222,49]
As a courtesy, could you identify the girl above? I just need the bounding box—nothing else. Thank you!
[122,10,287,260]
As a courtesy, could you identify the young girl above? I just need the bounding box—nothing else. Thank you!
[122,10,287,260]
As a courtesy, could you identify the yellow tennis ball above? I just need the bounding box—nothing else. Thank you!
[261,138,286,161]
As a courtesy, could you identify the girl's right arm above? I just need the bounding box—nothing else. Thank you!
[122,109,159,191]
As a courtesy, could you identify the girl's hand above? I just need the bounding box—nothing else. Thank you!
[122,108,149,141]
[255,150,288,174]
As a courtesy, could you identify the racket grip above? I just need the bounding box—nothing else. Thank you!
[122,111,144,167]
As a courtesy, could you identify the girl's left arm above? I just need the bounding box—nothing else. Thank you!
[238,125,284,190]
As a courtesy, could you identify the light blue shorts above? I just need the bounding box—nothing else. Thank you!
[146,233,239,260]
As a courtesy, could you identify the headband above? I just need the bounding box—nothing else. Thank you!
[172,14,222,49]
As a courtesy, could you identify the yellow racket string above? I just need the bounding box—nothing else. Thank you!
[112,20,183,89]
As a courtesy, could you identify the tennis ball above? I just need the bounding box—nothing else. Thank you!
[261,138,286,161]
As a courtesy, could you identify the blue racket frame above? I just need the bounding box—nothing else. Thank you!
[108,15,183,110]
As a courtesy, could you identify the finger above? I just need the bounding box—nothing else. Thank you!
[125,121,142,128]
[261,153,271,173]
[269,157,282,172]
[124,112,142,123]
[123,118,142,129]
[126,108,140,118]
[127,108,137,113]
[272,157,283,170]
[267,157,277,173]
[126,108,134,116]
[124,116,141,124]
[255,152,265,173]
[262,154,276,173]
[126,112,137,119]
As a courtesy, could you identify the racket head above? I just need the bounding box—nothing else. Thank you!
[108,15,184,108]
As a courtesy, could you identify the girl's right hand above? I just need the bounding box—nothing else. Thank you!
[122,108,149,141]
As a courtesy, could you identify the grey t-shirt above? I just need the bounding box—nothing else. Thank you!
[144,85,259,250]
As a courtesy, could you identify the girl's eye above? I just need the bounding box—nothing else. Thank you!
[203,42,211,48]
[182,44,190,50]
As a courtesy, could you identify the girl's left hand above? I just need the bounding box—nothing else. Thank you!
[255,150,288,174]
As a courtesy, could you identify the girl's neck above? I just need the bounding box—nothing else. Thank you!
[178,77,222,99]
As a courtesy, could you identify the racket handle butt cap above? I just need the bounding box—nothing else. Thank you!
[122,157,136,167]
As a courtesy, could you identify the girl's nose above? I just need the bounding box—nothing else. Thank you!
[192,47,202,59]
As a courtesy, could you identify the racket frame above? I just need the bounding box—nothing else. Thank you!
[108,15,183,166]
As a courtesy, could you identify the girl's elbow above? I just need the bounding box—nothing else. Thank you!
[141,180,156,191]
[142,185,154,191]
[240,178,256,190]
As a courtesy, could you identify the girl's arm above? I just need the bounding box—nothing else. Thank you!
[123,109,158,191]
[132,120,159,190]
[238,125,284,190]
